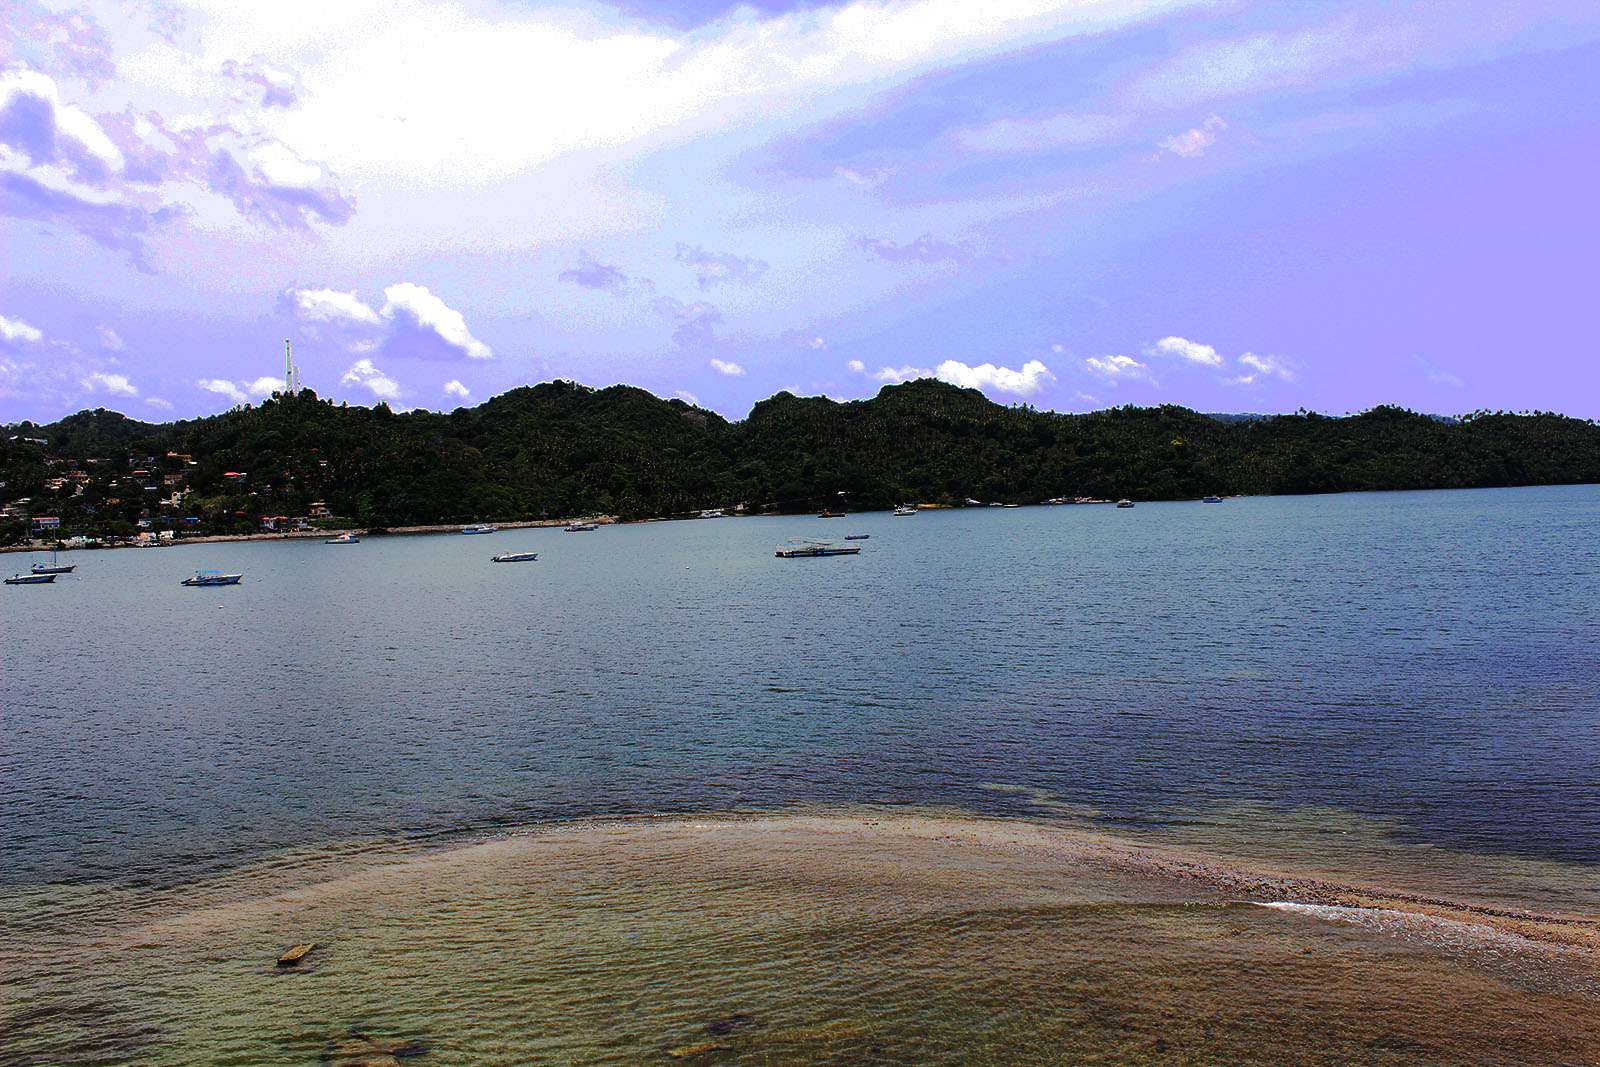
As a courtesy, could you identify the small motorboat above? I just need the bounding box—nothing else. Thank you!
[844,534,870,540]
[325,532,361,544]
[491,552,540,562]
[182,569,243,586]
[817,510,845,518]
[462,524,496,535]
[892,505,917,516]
[776,538,861,558]
[6,572,56,584]
[564,521,598,532]
[1202,495,1223,503]
[1116,499,1135,509]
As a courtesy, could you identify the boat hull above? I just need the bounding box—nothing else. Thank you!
[6,573,56,584]
[491,553,539,562]
[181,574,243,586]
[31,564,74,574]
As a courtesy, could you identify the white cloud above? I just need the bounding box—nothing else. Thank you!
[0,313,45,346]
[443,379,471,399]
[341,357,402,402]
[197,378,249,405]
[675,389,699,405]
[81,371,138,397]
[287,282,492,360]
[870,364,930,385]
[935,358,1053,397]
[97,326,125,351]
[1239,352,1294,379]
[847,359,866,373]
[709,358,745,376]
[145,396,174,410]
[1156,114,1227,158]
[197,376,285,406]
[1084,354,1153,382]
[288,287,383,327]
[1150,335,1223,366]
[379,283,493,361]
[175,0,1211,189]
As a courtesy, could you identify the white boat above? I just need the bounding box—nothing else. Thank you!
[1116,499,1135,509]
[775,537,861,558]
[6,572,56,585]
[325,532,361,544]
[564,521,598,532]
[1202,495,1223,503]
[492,551,539,563]
[462,524,496,535]
[892,505,917,516]
[182,569,243,586]
[31,548,74,574]
[699,509,725,519]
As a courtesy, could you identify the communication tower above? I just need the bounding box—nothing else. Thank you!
[284,339,301,395]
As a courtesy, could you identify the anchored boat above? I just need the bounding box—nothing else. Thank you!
[491,552,539,562]
[775,538,861,558]
[182,569,243,586]
[6,572,56,585]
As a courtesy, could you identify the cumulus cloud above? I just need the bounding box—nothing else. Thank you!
[1084,354,1153,383]
[855,233,969,265]
[0,312,45,346]
[847,357,1054,397]
[675,389,699,405]
[81,370,137,397]
[1156,114,1228,158]
[935,358,1053,397]
[198,376,284,406]
[1149,335,1223,366]
[96,325,123,350]
[379,283,492,360]
[0,65,354,265]
[341,358,403,403]
[558,251,635,294]
[286,282,492,361]
[287,286,384,327]
[144,396,173,410]
[443,379,471,400]
[205,139,355,230]
[709,358,744,376]
[675,244,769,290]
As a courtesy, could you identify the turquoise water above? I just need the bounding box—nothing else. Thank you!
[6,486,1600,1064]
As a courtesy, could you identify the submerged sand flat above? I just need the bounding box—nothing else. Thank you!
[6,809,1600,1065]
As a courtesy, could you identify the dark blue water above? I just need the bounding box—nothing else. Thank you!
[5,485,1600,886]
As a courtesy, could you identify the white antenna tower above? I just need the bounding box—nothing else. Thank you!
[284,339,301,394]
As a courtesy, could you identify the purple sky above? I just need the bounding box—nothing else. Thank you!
[3,0,1598,422]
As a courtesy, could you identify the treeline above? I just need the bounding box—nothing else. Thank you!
[3,379,1598,531]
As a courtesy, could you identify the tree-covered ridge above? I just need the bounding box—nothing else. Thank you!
[3,380,1598,540]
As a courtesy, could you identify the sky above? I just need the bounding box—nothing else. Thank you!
[2,0,1598,423]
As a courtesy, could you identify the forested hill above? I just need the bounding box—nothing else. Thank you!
[3,378,1598,533]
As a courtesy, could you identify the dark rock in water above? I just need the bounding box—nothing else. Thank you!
[704,1012,754,1036]
[351,1031,428,1057]
[321,1032,408,1066]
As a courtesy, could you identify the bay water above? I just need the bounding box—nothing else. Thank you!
[4,486,1600,1064]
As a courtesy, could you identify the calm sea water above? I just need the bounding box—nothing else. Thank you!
[5,486,1600,1065]
[6,485,1600,885]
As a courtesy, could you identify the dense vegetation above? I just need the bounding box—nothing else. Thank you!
[3,379,1598,539]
